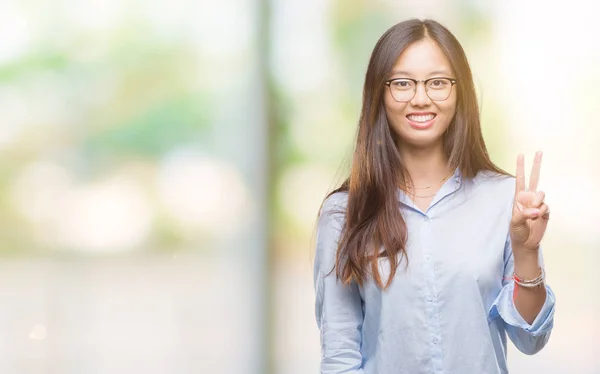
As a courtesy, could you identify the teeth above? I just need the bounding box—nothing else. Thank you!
[408,114,435,123]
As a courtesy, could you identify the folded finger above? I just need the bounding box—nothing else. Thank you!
[539,203,550,220]
[531,191,546,208]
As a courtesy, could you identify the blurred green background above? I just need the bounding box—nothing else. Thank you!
[0,0,598,373]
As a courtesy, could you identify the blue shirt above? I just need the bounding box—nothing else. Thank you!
[313,169,556,374]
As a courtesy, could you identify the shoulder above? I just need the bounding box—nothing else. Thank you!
[319,191,349,217]
[314,192,349,267]
[469,170,516,202]
[472,170,515,191]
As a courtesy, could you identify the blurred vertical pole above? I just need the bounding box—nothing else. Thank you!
[253,0,274,373]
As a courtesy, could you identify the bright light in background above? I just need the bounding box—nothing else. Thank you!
[29,324,47,341]
[11,163,154,253]
[271,0,334,94]
[0,3,32,64]
[62,0,125,32]
[157,148,250,236]
[193,0,253,57]
[55,176,153,252]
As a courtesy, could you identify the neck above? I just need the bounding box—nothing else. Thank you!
[397,141,452,187]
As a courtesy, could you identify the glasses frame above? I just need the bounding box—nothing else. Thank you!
[384,77,458,102]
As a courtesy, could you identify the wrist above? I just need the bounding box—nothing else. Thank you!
[512,245,539,261]
[513,247,542,280]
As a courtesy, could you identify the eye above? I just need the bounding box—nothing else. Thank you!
[428,79,450,89]
[391,79,414,90]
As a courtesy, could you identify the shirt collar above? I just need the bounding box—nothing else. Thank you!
[397,167,462,213]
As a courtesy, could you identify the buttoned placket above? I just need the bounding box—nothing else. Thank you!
[420,213,444,373]
[400,172,461,374]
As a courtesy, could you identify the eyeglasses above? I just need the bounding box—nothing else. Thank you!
[384,77,457,102]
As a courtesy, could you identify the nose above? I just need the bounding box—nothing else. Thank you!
[410,82,431,107]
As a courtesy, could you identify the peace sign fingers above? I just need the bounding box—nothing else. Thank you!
[511,151,549,252]
[515,151,543,195]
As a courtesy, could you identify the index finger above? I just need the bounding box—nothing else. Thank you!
[515,153,525,195]
[528,151,543,192]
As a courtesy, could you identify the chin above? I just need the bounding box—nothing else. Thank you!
[397,131,445,149]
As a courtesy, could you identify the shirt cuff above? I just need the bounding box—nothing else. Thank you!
[488,282,556,336]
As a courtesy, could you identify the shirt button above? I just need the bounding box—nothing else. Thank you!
[425,255,432,262]
[432,338,438,344]
[427,295,435,302]
[423,216,429,222]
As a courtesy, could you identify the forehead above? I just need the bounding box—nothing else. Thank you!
[391,38,453,77]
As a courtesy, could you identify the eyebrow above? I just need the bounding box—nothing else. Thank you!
[390,69,452,78]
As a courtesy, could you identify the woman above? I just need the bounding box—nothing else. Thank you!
[313,19,555,374]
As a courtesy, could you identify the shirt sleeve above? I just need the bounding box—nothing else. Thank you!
[314,195,365,373]
[488,233,556,355]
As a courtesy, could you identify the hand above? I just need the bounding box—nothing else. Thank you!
[510,151,550,252]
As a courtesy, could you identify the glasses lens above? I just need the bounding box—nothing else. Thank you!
[426,78,452,101]
[389,79,415,102]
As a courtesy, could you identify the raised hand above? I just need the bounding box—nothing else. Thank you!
[510,151,550,252]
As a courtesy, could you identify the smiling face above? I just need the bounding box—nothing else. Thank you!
[384,38,457,150]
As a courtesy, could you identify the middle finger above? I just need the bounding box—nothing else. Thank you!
[528,151,543,192]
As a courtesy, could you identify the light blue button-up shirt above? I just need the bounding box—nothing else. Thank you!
[314,169,555,374]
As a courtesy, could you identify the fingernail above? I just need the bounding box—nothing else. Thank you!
[525,208,540,216]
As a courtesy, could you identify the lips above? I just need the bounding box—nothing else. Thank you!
[406,113,436,122]
[406,112,437,129]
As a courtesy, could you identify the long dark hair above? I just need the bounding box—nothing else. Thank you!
[324,19,508,289]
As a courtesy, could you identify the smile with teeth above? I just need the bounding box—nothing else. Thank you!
[407,114,436,123]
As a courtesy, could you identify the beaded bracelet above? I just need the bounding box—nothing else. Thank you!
[513,267,545,288]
